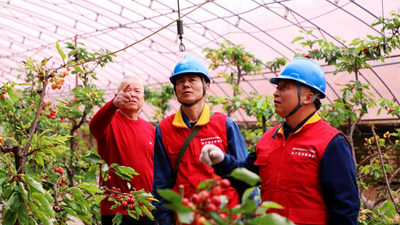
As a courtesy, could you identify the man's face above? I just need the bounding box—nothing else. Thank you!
[175,74,209,105]
[273,79,311,118]
[119,79,145,112]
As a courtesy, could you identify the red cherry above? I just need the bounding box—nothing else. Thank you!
[58,168,63,174]
[364,138,368,142]
[199,190,210,202]
[389,108,394,113]
[29,100,34,104]
[220,179,231,188]
[51,109,57,114]
[107,175,111,180]
[47,114,51,118]
[128,197,135,203]
[211,186,222,196]
[60,183,64,187]
[191,194,201,204]
[122,201,128,207]
[51,115,56,120]
[54,168,59,173]
[194,216,207,225]
[61,178,66,183]
[182,197,190,206]
[205,203,217,212]
[304,55,311,59]
[129,204,135,210]
[211,196,221,206]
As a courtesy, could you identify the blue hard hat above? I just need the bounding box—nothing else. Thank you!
[270,57,326,99]
[170,55,210,84]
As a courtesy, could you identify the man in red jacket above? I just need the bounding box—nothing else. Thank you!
[89,76,156,225]
[200,57,360,225]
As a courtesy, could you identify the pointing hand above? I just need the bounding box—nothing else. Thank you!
[200,144,225,166]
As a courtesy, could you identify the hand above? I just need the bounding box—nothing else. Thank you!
[113,84,132,108]
[200,144,225,166]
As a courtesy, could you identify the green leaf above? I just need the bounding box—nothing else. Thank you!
[291,36,304,43]
[19,182,28,200]
[17,204,28,225]
[2,209,18,225]
[231,168,260,186]
[113,165,139,180]
[27,177,45,193]
[8,192,21,212]
[34,152,45,168]
[7,89,19,102]
[260,201,284,211]
[84,152,103,163]
[84,165,98,182]
[68,48,80,57]
[112,213,123,225]
[56,42,66,61]
[238,199,257,214]
[241,187,258,203]
[249,213,295,225]
[38,196,55,218]
[44,190,55,204]
[157,189,182,203]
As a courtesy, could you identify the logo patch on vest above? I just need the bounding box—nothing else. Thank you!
[291,147,316,158]
[201,136,222,145]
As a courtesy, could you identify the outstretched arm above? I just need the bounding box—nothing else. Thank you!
[89,83,133,139]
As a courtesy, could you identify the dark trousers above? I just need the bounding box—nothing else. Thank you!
[101,215,158,225]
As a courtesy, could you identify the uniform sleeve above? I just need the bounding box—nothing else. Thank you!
[219,117,260,200]
[89,99,118,139]
[213,151,258,177]
[225,117,248,160]
[152,125,174,225]
[321,134,360,225]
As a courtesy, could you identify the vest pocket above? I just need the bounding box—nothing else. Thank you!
[253,152,271,166]
[288,207,326,225]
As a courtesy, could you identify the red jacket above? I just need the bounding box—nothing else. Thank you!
[159,105,240,207]
[254,113,341,224]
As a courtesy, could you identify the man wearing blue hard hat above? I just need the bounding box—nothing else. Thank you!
[200,57,360,225]
[152,55,258,225]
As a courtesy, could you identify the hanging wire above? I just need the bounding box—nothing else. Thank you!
[177,0,185,51]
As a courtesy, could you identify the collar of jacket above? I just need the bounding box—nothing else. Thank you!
[277,111,321,135]
[172,102,211,128]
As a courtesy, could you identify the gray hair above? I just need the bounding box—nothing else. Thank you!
[117,76,144,92]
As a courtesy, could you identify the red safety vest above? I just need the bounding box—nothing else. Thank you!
[160,107,240,207]
[254,113,341,225]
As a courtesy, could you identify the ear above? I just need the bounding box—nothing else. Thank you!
[205,83,210,93]
[302,89,315,105]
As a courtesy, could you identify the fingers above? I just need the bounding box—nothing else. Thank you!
[200,146,213,166]
[200,144,224,166]
[113,84,132,108]
[122,83,131,93]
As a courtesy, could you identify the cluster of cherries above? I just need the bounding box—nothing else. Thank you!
[110,187,140,211]
[54,167,67,186]
[49,69,70,90]
[0,90,6,99]
[46,108,57,120]
[107,186,153,217]
[182,179,232,225]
